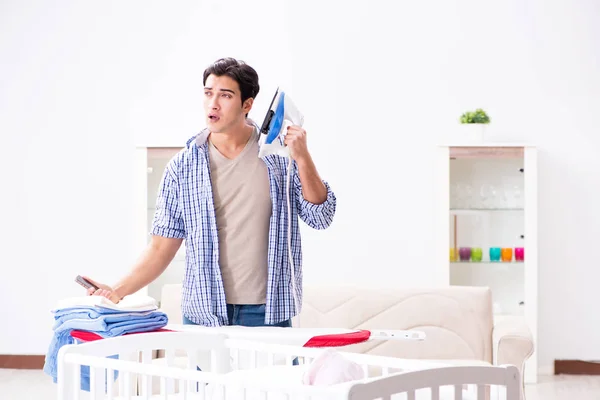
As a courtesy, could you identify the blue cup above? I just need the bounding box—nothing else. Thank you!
[489,247,501,262]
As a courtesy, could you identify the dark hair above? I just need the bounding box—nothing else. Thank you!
[203,58,260,104]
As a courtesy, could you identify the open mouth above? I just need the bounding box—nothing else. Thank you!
[208,114,220,122]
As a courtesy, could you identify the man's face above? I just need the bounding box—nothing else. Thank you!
[203,74,253,133]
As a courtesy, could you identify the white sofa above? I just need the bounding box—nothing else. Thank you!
[158,283,534,399]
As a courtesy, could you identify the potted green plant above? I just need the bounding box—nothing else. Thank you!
[459,108,490,142]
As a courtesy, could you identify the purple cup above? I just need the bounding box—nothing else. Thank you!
[459,247,471,261]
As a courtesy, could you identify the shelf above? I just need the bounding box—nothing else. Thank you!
[494,312,525,319]
[146,147,183,160]
[449,146,524,159]
[450,261,524,264]
[450,208,524,215]
[438,142,533,148]
[438,144,537,384]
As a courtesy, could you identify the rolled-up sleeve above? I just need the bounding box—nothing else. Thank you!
[151,163,186,239]
[294,172,337,230]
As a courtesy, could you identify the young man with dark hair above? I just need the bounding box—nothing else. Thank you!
[86,57,336,328]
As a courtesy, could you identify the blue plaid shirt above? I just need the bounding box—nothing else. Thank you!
[151,126,336,326]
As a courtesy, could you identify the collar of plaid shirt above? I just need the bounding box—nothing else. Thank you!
[151,122,337,327]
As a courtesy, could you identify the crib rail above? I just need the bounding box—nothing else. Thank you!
[56,331,520,400]
[224,338,450,373]
[348,364,520,400]
[57,349,348,400]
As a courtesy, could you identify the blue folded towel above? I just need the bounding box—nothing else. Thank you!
[44,304,168,392]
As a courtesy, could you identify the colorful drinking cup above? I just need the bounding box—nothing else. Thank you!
[471,247,483,262]
[515,247,524,262]
[459,247,471,261]
[450,248,457,262]
[501,247,513,262]
[489,247,501,262]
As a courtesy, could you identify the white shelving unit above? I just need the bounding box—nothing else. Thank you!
[434,143,538,384]
[134,146,185,303]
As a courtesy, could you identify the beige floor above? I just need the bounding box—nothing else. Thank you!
[1,369,599,399]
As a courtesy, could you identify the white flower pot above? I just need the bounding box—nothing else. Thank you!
[462,123,487,142]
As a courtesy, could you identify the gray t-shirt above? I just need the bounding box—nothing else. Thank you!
[208,128,271,304]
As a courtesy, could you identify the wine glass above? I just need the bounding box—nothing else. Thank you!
[464,184,474,208]
[479,184,496,209]
[512,185,522,209]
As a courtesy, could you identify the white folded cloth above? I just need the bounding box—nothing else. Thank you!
[52,294,158,312]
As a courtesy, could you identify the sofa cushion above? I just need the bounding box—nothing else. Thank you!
[159,284,494,363]
[298,285,493,363]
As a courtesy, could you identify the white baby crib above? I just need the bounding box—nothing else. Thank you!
[56,331,520,400]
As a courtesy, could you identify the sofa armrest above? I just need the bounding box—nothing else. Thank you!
[153,284,183,361]
[493,315,534,399]
[160,283,183,324]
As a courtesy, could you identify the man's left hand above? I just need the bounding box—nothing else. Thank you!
[284,125,311,164]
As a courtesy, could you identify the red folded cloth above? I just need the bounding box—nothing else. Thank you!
[71,328,372,347]
[302,329,371,347]
[71,328,173,342]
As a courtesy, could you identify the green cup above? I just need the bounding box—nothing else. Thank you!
[471,247,483,262]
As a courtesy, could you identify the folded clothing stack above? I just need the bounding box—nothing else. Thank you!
[43,295,168,391]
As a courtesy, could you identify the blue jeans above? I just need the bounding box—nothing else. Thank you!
[183,304,292,328]
[183,304,298,367]
[183,304,293,328]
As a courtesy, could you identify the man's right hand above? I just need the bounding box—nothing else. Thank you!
[83,276,122,304]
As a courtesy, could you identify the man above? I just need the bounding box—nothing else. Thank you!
[86,57,336,328]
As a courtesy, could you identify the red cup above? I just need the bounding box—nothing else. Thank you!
[515,247,524,262]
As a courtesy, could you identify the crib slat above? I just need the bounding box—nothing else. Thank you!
[118,364,125,395]
[199,380,206,400]
[158,376,166,400]
[90,367,105,400]
[165,348,175,367]
[160,375,167,397]
[142,349,152,363]
[431,385,440,400]
[267,352,275,366]
[187,350,199,393]
[73,367,80,400]
[407,390,415,400]
[164,349,176,394]
[126,351,139,398]
[497,384,507,400]
[455,384,463,400]
[141,349,153,398]
[179,379,187,399]
[211,347,223,373]
[235,347,241,369]
[123,371,132,400]
[250,349,257,368]
[187,350,198,370]
[89,367,96,400]
[65,363,81,400]
[106,367,114,399]
[477,384,486,400]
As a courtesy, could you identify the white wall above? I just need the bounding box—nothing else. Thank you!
[1,0,599,372]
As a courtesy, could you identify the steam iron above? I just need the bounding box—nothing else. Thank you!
[258,88,304,158]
